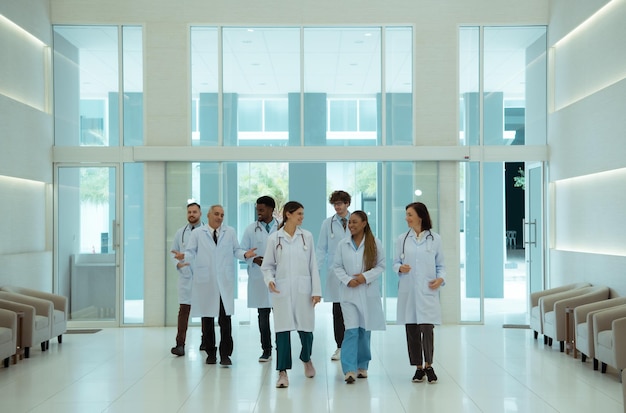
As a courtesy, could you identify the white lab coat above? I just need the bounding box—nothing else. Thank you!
[240,219,277,309]
[316,213,350,302]
[333,236,386,331]
[170,223,201,305]
[184,225,246,317]
[262,227,321,333]
[392,230,446,325]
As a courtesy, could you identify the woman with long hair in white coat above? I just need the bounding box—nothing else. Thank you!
[393,202,446,384]
[262,201,322,388]
[332,210,385,383]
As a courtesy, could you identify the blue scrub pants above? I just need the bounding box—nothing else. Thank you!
[340,327,371,374]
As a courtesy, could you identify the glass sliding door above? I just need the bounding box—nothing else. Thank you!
[57,166,119,323]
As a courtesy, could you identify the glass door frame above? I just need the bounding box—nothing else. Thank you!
[53,162,123,328]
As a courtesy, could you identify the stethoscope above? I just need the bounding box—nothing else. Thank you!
[400,229,434,260]
[181,221,204,245]
[255,220,273,233]
[276,233,307,251]
[330,214,349,239]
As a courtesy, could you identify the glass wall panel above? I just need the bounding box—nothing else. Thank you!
[58,166,117,321]
[483,27,547,146]
[123,163,144,323]
[460,161,481,322]
[459,27,479,146]
[54,26,119,146]
[304,28,381,146]
[222,27,299,146]
[122,27,144,146]
[164,161,438,325]
[385,27,413,145]
[190,27,219,146]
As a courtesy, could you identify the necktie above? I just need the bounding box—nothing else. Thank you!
[265,223,270,232]
[341,217,347,230]
[213,229,218,244]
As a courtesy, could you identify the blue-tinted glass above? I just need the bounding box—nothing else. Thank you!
[238,100,263,132]
[359,99,377,131]
[264,100,288,131]
[329,100,357,131]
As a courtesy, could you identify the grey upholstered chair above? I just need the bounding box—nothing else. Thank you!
[575,297,626,370]
[593,306,626,378]
[0,298,49,358]
[529,282,590,342]
[0,286,67,347]
[0,308,17,368]
[0,291,53,352]
[542,285,610,352]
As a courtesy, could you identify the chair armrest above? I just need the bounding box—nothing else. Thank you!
[540,287,592,315]
[530,282,590,307]
[613,317,626,369]
[555,288,609,315]
[0,292,53,318]
[3,287,67,313]
[0,308,17,330]
[574,297,626,325]
[593,305,626,334]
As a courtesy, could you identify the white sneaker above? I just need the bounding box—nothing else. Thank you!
[276,370,289,388]
[304,360,316,378]
[357,368,368,378]
[331,348,341,361]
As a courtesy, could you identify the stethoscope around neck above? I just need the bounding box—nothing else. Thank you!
[330,215,348,239]
[400,229,433,259]
[276,232,307,251]
[181,221,204,245]
[255,220,273,233]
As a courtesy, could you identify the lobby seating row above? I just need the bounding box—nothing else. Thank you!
[0,286,67,367]
[530,283,626,385]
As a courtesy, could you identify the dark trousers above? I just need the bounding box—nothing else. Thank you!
[333,302,345,348]
[201,298,233,359]
[275,330,313,371]
[175,304,191,346]
[405,323,434,366]
[258,308,272,352]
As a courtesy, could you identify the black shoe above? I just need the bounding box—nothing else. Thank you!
[258,351,272,362]
[412,368,425,383]
[205,355,217,364]
[425,366,438,383]
[170,345,185,356]
[220,356,232,366]
[200,342,206,351]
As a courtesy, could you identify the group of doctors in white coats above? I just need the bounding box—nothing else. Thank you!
[170,195,446,388]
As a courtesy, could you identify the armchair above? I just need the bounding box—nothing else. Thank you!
[542,285,609,352]
[0,298,49,358]
[529,282,590,342]
[0,308,17,368]
[574,296,626,369]
[0,286,67,345]
[0,291,52,352]
[593,305,626,377]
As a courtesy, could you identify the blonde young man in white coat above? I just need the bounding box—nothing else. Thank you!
[240,196,277,362]
[183,205,256,366]
[316,190,351,361]
[332,210,386,383]
[392,202,446,384]
[170,201,203,356]
[262,201,322,388]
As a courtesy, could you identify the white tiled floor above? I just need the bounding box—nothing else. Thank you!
[1,304,624,413]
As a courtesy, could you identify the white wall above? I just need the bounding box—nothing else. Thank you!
[548,0,626,295]
[0,0,53,291]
